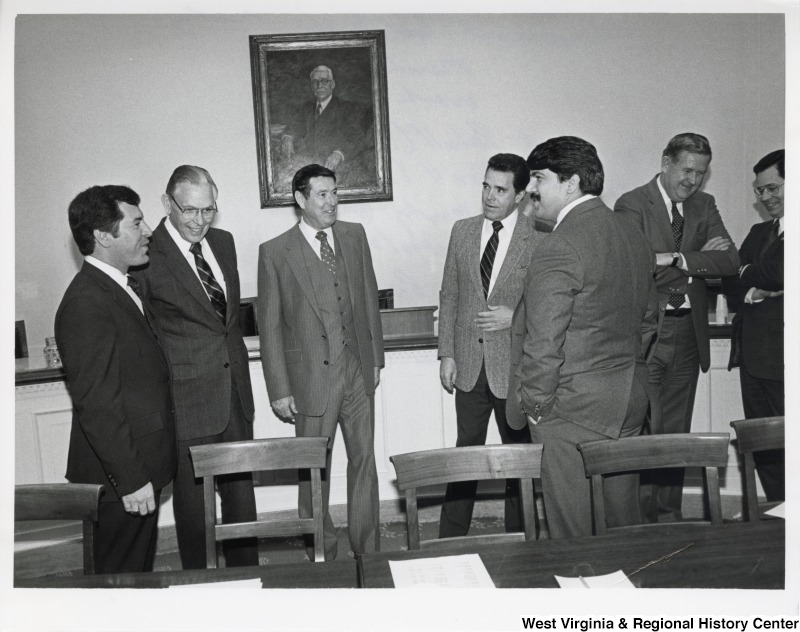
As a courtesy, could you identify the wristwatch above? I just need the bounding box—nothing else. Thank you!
[670,253,681,267]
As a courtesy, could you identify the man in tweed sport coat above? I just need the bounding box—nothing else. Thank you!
[257,164,384,561]
[437,153,544,539]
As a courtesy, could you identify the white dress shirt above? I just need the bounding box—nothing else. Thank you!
[85,256,143,314]
[480,209,518,297]
[164,219,227,299]
[298,217,335,258]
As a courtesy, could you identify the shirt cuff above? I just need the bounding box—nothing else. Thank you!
[744,287,763,304]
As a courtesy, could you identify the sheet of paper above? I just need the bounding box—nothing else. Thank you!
[389,553,495,588]
[764,503,785,519]
[169,578,264,589]
[555,570,635,589]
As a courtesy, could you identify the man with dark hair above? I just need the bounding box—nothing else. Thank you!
[437,153,543,539]
[512,136,657,538]
[131,165,258,570]
[722,149,784,501]
[257,163,384,560]
[615,133,739,523]
[56,185,176,573]
[280,65,375,188]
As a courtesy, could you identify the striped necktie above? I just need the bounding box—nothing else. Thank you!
[189,242,227,322]
[480,221,503,299]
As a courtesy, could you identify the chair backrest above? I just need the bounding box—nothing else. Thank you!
[14,484,104,575]
[390,444,543,550]
[577,433,729,535]
[190,437,329,568]
[730,416,785,521]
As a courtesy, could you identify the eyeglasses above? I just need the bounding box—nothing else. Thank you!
[754,183,784,198]
[310,79,333,87]
[169,194,218,220]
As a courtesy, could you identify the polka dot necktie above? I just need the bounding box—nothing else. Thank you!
[480,221,503,299]
[316,231,336,275]
[668,202,685,310]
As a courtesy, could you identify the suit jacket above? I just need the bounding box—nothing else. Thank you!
[614,175,740,372]
[55,262,177,501]
[512,198,657,437]
[438,213,542,398]
[257,221,384,416]
[285,95,374,164]
[131,219,254,441]
[722,219,783,381]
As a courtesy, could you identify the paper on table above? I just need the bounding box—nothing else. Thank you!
[555,570,635,589]
[765,503,785,519]
[389,554,495,588]
[169,578,264,589]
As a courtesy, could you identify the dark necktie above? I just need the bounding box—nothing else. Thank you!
[189,242,227,322]
[668,202,685,310]
[480,221,503,299]
[316,102,323,119]
[316,231,336,275]
[126,275,160,341]
[761,220,782,256]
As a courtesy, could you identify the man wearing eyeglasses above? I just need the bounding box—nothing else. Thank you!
[722,150,784,501]
[131,165,258,569]
[614,133,740,523]
[279,65,375,187]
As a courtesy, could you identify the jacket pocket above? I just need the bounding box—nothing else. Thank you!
[130,411,164,439]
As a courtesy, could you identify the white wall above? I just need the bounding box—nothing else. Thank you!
[15,13,785,355]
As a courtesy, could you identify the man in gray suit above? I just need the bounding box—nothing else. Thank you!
[257,164,384,560]
[438,153,543,538]
[132,165,258,569]
[513,137,657,538]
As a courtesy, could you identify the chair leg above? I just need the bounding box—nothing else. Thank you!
[310,468,325,562]
[405,489,420,550]
[83,520,96,575]
[203,476,218,569]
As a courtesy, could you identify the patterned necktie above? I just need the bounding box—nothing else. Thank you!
[480,221,503,299]
[189,242,227,322]
[668,202,686,310]
[126,275,160,341]
[316,231,336,275]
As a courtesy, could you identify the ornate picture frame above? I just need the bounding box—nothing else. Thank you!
[250,30,392,207]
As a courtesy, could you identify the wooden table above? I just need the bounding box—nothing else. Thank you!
[15,559,358,589]
[358,520,784,589]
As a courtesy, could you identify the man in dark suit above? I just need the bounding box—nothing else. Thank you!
[437,153,543,539]
[280,65,375,187]
[722,149,784,501]
[511,136,657,538]
[132,165,258,570]
[257,164,384,560]
[55,185,176,573]
[614,133,740,522]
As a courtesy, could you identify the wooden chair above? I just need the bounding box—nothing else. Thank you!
[577,433,729,535]
[14,483,104,575]
[729,416,785,521]
[390,444,543,551]
[190,437,328,568]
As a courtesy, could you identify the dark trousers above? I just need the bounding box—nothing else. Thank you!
[532,363,648,538]
[641,313,699,522]
[295,346,380,560]
[173,382,258,570]
[740,365,785,502]
[95,491,161,574]
[439,364,532,538]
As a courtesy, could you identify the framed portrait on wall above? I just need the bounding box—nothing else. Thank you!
[249,30,392,207]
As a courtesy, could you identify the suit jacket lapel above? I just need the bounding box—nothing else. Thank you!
[284,225,324,322]
[80,262,164,358]
[152,220,221,324]
[646,177,676,251]
[466,215,485,299]
[205,229,236,324]
[681,194,700,248]
[489,213,530,301]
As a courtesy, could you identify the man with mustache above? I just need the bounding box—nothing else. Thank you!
[55,185,176,573]
[723,149,785,501]
[615,133,739,523]
[438,153,543,540]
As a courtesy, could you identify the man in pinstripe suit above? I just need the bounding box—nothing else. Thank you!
[257,164,384,560]
[438,154,544,539]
